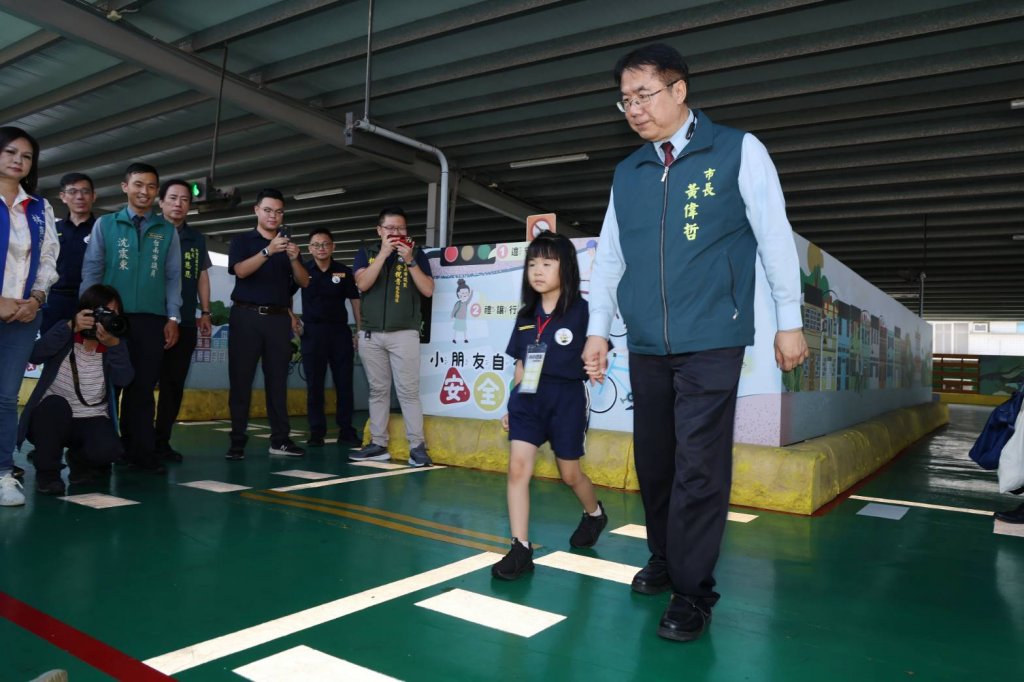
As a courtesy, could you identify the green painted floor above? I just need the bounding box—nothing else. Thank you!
[2,405,1022,681]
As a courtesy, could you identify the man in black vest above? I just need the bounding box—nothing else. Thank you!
[154,179,212,462]
[42,173,96,334]
[226,188,309,460]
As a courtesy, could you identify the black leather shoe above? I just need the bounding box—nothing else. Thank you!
[632,557,671,594]
[307,436,325,447]
[159,449,183,463]
[657,594,711,642]
[995,502,1024,523]
[36,478,67,496]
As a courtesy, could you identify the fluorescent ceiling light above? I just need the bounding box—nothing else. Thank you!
[293,187,347,200]
[510,153,589,169]
[1012,234,1024,241]
[1011,99,1024,110]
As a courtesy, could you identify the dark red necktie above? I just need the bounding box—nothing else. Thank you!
[661,141,674,167]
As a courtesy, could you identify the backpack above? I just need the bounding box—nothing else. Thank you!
[969,391,1024,470]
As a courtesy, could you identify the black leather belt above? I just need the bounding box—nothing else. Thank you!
[233,301,289,315]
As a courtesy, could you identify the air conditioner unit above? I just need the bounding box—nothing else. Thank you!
[972,323,989,333]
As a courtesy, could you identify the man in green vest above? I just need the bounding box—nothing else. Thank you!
[348,206,434,467]
[81,162,182,475]
[583,43,807,643]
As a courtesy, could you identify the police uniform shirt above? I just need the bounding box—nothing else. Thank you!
[53,214,95,292]
[298,259,359,324]
[506,297,589,382]
[228,229,297,308]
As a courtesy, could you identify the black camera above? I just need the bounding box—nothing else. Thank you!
[81,306,129,339]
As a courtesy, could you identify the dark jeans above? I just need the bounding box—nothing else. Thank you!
[155,325,198,453]
[301,323,357,440]
[28,395,122,481]
[120,313,168,467]
[228,306,292,448]
[629,347,744,608]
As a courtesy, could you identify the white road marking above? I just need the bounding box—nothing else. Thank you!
[850,495,993,516]
[271,470,337,480]
[178,481,251,493]
[144,551,500,675]
[415,588,565,637]
[58,493,139,509]
[349,461,408,470]
[994,519,1024,537]
[270,466,444,492]
[234,645,402,682]
[534,551,639,585]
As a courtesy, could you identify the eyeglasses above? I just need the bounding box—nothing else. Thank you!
[379,224,407,233]
[260,208,285,217]
[309,242,333,250]
[61,188,93,197]
[615,79,680,113]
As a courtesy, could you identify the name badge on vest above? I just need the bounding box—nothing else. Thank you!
[518,343,547,394]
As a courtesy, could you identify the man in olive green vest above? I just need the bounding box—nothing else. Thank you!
[81,162,182,475]
[349,206,434,468]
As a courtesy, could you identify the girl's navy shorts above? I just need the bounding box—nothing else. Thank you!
[507,379,589,460]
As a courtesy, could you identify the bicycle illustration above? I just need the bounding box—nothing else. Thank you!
[588,350,633,414]
[287,337,307,382]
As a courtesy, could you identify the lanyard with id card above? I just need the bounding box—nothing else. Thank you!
[518,315,553,394]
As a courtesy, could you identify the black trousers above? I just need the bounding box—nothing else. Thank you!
[629,347,744,608]
[28,395,122,481]
[301,323,357,440]
[121,313,167,467]
[228,306,292,447]
[154,325,198,452]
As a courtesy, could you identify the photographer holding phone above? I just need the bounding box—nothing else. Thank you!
[225,188,310,460]
[349,206,434,467]
[17,284,133,496]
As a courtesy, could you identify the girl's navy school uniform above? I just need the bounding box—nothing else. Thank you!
[505,297,590,459]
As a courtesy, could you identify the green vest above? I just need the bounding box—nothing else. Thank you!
[359,245,423,333]
[99,208,175,315]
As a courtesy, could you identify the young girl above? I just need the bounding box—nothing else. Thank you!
[493,232,607,580]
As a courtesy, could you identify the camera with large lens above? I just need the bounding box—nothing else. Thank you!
[81,306,129,339]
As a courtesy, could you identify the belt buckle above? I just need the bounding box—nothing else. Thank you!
[257,305,270,315]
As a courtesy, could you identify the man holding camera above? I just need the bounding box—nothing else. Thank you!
[349,206,434,467]
[18,284,133,496]
[226,188,310,460]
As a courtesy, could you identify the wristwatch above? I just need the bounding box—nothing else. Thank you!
[200,310,211,316]
[261,247,271,258]
[169,316,180,324]
[406,259,418,269]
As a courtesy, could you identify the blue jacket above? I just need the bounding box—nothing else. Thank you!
[969,391,1024,470]
[17,322,134,448]
[612,111,756,355]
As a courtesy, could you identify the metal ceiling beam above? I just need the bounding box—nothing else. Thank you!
[182,0,355,53]
[0,0,552,230]
[0,64,140,124]
[0,30,61,67]
[258,0,576,83]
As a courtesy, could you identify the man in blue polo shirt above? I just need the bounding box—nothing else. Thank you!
[42,173,96,334]
[226,188,310,460]
[292,227,361,447]
[154,179,212,462]
[80,162,182,475]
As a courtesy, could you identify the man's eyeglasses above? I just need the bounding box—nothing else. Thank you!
[379,224,407,233]
[260,208,285,217]
[61,187,93,197]
[615,79,680,113]
[309,242,333,250]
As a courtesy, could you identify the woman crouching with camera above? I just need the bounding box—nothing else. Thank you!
[17,284,133,496]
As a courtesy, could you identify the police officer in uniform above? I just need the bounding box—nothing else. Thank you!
[292,227,361,446]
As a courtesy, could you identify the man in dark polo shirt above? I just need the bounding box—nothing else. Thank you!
[292,227,361,447]
[154,179,212,462]
[226,188,310,460]
[42,172,96,333]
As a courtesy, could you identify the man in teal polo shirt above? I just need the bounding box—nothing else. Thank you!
[583,44,808,643]
[81,162,182,474]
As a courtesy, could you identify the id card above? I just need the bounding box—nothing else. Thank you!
[518,343,547,394]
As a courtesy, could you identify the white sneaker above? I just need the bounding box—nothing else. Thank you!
[0,473,26,506]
